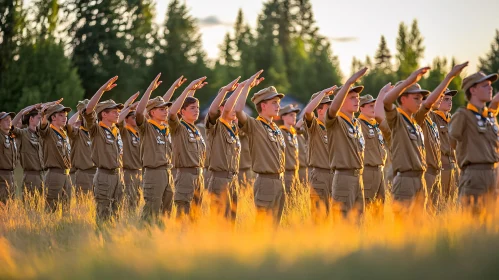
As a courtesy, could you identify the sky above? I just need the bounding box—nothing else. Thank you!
[155,0,499,78]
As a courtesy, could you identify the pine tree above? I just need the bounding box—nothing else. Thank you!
[396,20,425,80]
[374,35,392,73]
[479,29,499,92]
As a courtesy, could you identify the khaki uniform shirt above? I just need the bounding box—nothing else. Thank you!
[326,112,364,170]
[11,127,43,171]
[39,123,71,169]
[68,126,94,170]
[431,111,456,166]
[240,116,285,174]
[170,117,206,168]
[137,118,172,169]
[239,131,251,170]
[0,129,17,170]
[415,108,441,170]
[358,116,386,167]
[449,105,499,168]
[280,126,299,171]
[304,117,329,169]
[118,121,141,170]
[297,128,308,169]
[205,113,240,173]
[378,119,392,147]
[385,106,426,173]
[83,111,122,170]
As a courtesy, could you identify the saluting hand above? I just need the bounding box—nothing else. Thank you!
[147,73,162,93]
[322,85,337,96]
[173,75,188,89]
[100,76,118,93]
[247,69,264,88]
[379,82,393,96]
[447,62,469,78]
[346,67,368,84]
[222,76,241,92]
[124,91,140,108]
[407,67,430,84]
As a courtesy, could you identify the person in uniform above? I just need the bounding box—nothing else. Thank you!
[84,76,125,221]
[297,86,336,220]
[279,104,301,194]
[67,99,96,195]
[449,71,499,211]
[383,67,430,214]
[413,62,468,211]
[0,111,18,204]
[235,70,290,225]
[433,88,459,202]
[296,126,308,185]
[238,129,254,186]
[327,68,368,219]
[39,103,73,211]
[358,94,387,211]
[169,76,208,218]
[205,77,245,221]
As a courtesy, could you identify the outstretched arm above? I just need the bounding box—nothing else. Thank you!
[235,70,265,124]
[328,67,368,118]
[209,77,240,118]
[168,77,207,121]
[86,76,118,114]
[383,67,430,110]
[163,76,187,102]
[136,74,162,125]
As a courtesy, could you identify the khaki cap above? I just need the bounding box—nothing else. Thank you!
[333,85,364,95]
[359,94,376,107]
[279,104,301,117]
[309,91,333,104]
[462,72,498,92]
[76,99,90,112]
[0,112,15,120]
[44,104,71,118]
[251,86,284,105]
[95,100,124,115]
[395,81,430,97]
[443,88,458,96]
[146,96,172,112]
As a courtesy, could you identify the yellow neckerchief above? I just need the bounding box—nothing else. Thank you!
[148,119,166,131]
[256,116,278,131]
[338,111,357,128]
[79,125,88,132]
[219,117,238,136]
[180,119,199,133]
[99,121,118,138]
[125,125,139,137]
[397,107,417,126]
[358,114,377,126]
[50,124,67,139]
[467,103,490,118]
[279,125,296,135]
[316,118,326,130]
[434,110,450,123]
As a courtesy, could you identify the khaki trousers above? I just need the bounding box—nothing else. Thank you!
[45,168,72,212]
[22,170,44,195]
[362,166,385,202]
[391,171,427,215]
[254,173,286,225]
[93,168,124,221]
[309,168,334,219]
[238,168,255,187]
[425,168,442,211]
[331,170,365,218]
[207,171,238,222]
[123,168,142,209]
[0,170,15,204]
[74,168,95,194]
[284,169,299,194]
[142,168,174,221]
[298,167,309,185]
[459,165,498,210]
[174,168,204,217]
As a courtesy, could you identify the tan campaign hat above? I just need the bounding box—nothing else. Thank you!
[395,81,430,97]
[0,112,15,120]
[359,94,376,107]
[146,96,172,112]
[309,91,333,104]
[251,86,284,105]
[44,104,72,118]
[443,88,458,96]
[461,71,498,92]
[333,85,364,95]
[95,100,124,115]
[76,99,90,113]
[279,104,301,117]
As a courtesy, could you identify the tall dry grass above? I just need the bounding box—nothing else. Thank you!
[1,181,499,279]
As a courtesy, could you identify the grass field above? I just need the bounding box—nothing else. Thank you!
[1,177,499,279]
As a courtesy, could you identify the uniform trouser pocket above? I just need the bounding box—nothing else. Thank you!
[93,170,123,220]
[45,170,72,212]
[391,174,426,213]
[309,170,333,217]
[22,172,44,194]
[331,173,364,217]
[174,170,203,217]
[75,169,95,194]
[362,169,385,202]
[142,169,173,220]
[458,168,497,207]
[254,175,286,224]
[208,174,238,220]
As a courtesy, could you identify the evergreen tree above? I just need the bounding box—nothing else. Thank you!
[374,35,392,73]
[479,29,499,92]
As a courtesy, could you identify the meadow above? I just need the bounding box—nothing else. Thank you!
[1,176,499,279]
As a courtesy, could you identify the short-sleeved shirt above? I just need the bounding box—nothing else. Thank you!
[431,111,456,164]
[0,129,17,170]
[385,105,426,173]
[358,116,386,167]
[239,116,285,174]
[205,113,240,173]
[137,118,172,169]
[68,126,94,170]
[83,111,122,170]
[196,123,210,168]
[11,127,43,171]
[297,128,308,168]
[378,119,392,147]
[239,131,251,170]
[39,123,71,169]
[170,117,206,168]
[280,126,299,171]
[415,107,441,170]
[304,117,329,169]
[325,112,364,170]
[118,121,141,170]
[449,105,499,168]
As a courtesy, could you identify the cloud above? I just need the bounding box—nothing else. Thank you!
[328,36,359,43]
[197,16,232,27]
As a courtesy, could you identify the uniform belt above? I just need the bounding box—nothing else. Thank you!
[364,165,383,171]
[24,170,43,175]
[123,168,142,172]
[97,168,120,174]
[49,168,70,175]
[335,168,363,177]
[256,173,283,179]
[464,163,498,170]
[0,170,14,175]
[212,170,238,179]
[145,164,173,170]
[396,170,424,177]
[313,167,334,174]
[177,167,203,175]
[426,166,442,176]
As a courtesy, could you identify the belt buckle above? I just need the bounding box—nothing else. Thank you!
[354,169,360,177]
[64,169,70,175]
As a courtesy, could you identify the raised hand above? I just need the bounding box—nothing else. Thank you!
[407,67,430,84]
[187,76,207,91]
[447,62,469,78]
[222,76,241,92]
[247,70,264,88]
[124,91,140,108]
[322,85,337,96]
[147,73,162,93]
[346,67,368,84]
[100,76,118,93]
[173,75,188,90]
[379,82,393,96]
